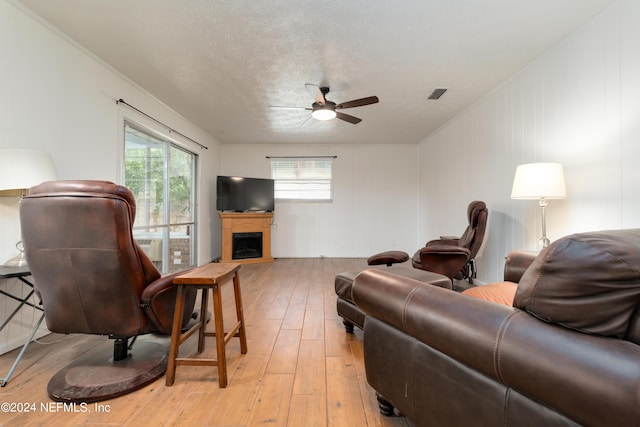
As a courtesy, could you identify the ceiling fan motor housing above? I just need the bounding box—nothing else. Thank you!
[313,100,336,111]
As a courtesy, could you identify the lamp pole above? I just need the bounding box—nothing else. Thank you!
[539,198,550,248]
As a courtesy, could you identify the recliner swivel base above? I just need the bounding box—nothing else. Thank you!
[47,340,167,403]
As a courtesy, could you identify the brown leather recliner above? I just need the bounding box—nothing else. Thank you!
[20,180,197,402]
[412,200,488,282]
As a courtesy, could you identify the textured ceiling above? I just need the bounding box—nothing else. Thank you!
[17,0,615,145]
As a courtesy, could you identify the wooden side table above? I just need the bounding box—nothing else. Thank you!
[165,262,247,388]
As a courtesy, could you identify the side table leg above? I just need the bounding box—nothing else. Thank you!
[212,284,227,388]
[166,284,186,386]
[197,288,209,353]
[233,272,248,354]
[1,312,45,387]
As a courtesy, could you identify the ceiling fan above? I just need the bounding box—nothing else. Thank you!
[270,84,379,124]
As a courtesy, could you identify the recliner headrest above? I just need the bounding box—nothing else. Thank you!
[514,229,640,341]
[29,180,137,222]
[458,201,487,249]
[467,201,487,227]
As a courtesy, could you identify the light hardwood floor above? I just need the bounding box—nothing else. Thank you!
[0,258,411,427]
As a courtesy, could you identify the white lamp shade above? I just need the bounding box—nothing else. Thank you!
[0,149,58,191]
[511,162,567,200]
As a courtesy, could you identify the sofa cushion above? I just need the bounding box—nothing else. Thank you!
[462,281,516,306]
[514,229,640,341]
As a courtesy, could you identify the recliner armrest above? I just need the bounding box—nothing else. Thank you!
[426,237,460,246]
[141,268,197,335]
[419,245,470,278]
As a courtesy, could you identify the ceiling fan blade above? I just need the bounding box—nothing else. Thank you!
[336,96,379,110]
[336,112,362,124]
[305,83,325,105]
[300,115,315,127]
[269,105,312,111]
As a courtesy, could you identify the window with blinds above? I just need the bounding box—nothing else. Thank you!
[269,157,334,201]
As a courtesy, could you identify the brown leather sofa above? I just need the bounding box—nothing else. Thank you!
[352,229,640,427]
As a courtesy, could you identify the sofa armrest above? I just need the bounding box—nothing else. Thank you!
[352,268,640,427]
[503,250,537,283]
[353,268,509,382]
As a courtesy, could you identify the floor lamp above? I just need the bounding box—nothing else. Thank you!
[511,162,567,248]
[0,149,58,267]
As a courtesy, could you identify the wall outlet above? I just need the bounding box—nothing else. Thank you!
[173,259,182,264]
[174,251,181,256]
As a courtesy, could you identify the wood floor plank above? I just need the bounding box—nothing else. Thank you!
[207,354,269,426]
[289,282,309,307]
[325,318,356,359]
[124,381,193,427]
[326,356,368,427]
[301,309,324,341]
[246,373,294,427]
[306,283,324,311]
[245,319,282,356]
[266,329,301,374]
[281,304,305,330]
[288,394,327,427]
[292,339,326,396]
[265,283,295,320]
[164,391,223,426]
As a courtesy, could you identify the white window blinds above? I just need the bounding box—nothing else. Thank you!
[269,157,334,201]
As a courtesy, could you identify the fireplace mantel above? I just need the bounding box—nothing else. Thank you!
[219,212,274,264]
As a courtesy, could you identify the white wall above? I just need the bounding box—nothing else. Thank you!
[220,143,418,258]
[418,0,640,282]
[0,0,222,354]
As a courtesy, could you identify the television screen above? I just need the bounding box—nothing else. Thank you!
[216,176,275,212]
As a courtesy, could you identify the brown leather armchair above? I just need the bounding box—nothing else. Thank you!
[412,200,488,282]
[20,180,197,402]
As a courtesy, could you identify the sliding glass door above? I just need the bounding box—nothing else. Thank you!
[124,121,197,273]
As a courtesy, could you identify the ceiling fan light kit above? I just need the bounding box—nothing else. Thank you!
[271,84,379,124]
[311,104,337,121]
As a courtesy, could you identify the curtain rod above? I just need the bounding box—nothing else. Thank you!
[266,156,337,159]
[117,99,208,150]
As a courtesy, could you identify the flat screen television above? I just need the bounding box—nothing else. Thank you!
[216,175,275,212]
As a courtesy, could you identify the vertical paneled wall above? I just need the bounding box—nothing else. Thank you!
[418,1,640,282]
